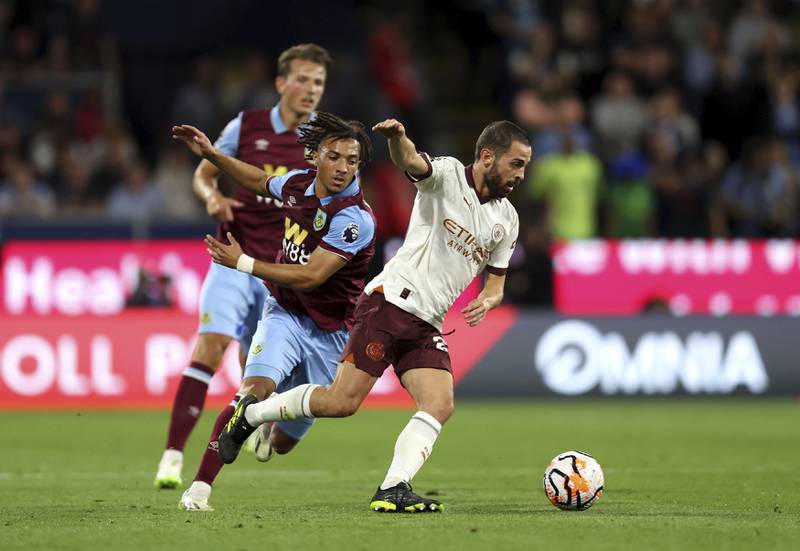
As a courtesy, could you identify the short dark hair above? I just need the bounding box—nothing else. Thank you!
[277,43,332,77]
[298,112,373,165]
[474,120,530,160]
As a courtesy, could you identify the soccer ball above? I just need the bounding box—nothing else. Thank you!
[543,450,604,511]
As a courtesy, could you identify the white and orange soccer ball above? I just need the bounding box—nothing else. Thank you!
[543,450,604,511]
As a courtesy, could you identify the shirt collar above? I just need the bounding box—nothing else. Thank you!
[271,103,317,135]
[464,164,491,205]
[270,103,289,134]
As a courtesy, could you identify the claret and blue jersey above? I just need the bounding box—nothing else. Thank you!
[261,168,376,333]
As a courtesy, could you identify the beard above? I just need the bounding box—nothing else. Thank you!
[484,163,510,199]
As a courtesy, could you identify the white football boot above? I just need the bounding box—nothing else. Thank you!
[154,449,183,489]
[179,481,214,511]
[253,422,275,463]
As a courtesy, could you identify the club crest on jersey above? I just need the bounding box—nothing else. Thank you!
[341,223,360,244]
[255,138,269,151]
[201,312,211,324]
[493,223,505,241]
[287,195,296,206]
[251,344,263,356]
[313,208,327,231]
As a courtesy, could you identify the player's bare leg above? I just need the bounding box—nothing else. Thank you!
[155,332,233,489]
[219,360,376,464]
[310,359,377,416]
[370,368,452,513]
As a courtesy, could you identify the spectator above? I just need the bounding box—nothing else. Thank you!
[591,71,647,163]
[530,94,592,158]
[105,160,164,221]
[171,56,220,134]
[647,88,700,161]
[56,149,103,214]
[221,51,278,114]
[719,136,796,237]
[153,146,203,219]
[604,151,655,238]
[528,123,603,240]
[0,155,56,218]
[554,0,606,99]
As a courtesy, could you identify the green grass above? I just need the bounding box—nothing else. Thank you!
[2,400,798,550]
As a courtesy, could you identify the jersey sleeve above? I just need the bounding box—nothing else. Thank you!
[266,169,307,199]
[487,208,519,273]
[318,206,375,261]
[404,152,450,192]
[213,112,243,156]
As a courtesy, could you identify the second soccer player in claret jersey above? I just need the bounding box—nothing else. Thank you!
[154,44,332,490]
[218,117,532,512]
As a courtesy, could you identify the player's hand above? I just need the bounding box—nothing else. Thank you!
[204,232,244,269]
[461,298,492,327]
[172,124,215,158]
[372,119,406,139]
[205,190,244,223]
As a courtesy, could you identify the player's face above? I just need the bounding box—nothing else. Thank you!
[276,59,327,116]
[484,141,532,199]
[314,137,361,196]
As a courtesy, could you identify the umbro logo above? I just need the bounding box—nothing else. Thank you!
[255,139,269,151]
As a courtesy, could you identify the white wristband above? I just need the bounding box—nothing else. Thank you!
[236,254,255,274]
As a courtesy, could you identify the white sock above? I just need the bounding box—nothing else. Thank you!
[380,411,442,490]
[245,384,318,426]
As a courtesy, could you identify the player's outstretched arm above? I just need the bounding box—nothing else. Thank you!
[372,119,429,178]
[205,232,346,291]
[172,124,271,197]
[461,272,506,327]
[192,160,244,223]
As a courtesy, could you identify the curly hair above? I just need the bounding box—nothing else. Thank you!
[297,112,373,165]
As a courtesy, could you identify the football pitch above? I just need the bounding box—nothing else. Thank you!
[2,399,798,550]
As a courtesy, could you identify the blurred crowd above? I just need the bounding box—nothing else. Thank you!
[506,0,800,243]
[486,0,800,303]
[1,0,800,304]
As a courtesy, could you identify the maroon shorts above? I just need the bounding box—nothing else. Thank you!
[341,291,452,378]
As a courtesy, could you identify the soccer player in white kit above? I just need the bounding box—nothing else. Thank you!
[218,117,532,512]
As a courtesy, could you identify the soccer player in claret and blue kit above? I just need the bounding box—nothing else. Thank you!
[154,44,332,489]
[220,118,532,513]
[171,112,375,511]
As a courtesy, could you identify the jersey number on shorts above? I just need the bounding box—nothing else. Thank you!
[433,336,449,352]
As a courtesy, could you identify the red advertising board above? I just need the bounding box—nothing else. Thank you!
[0,241,509,409]
[1,240,209,316]
[553,240,800,315]
[0,306,515,409]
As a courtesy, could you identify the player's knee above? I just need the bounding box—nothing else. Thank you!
[193,333,232,369]
[239,377,276,400]
[328,396,361,418]
[424,398,454,424]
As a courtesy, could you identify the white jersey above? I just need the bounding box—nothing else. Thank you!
[366,154,519,330]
